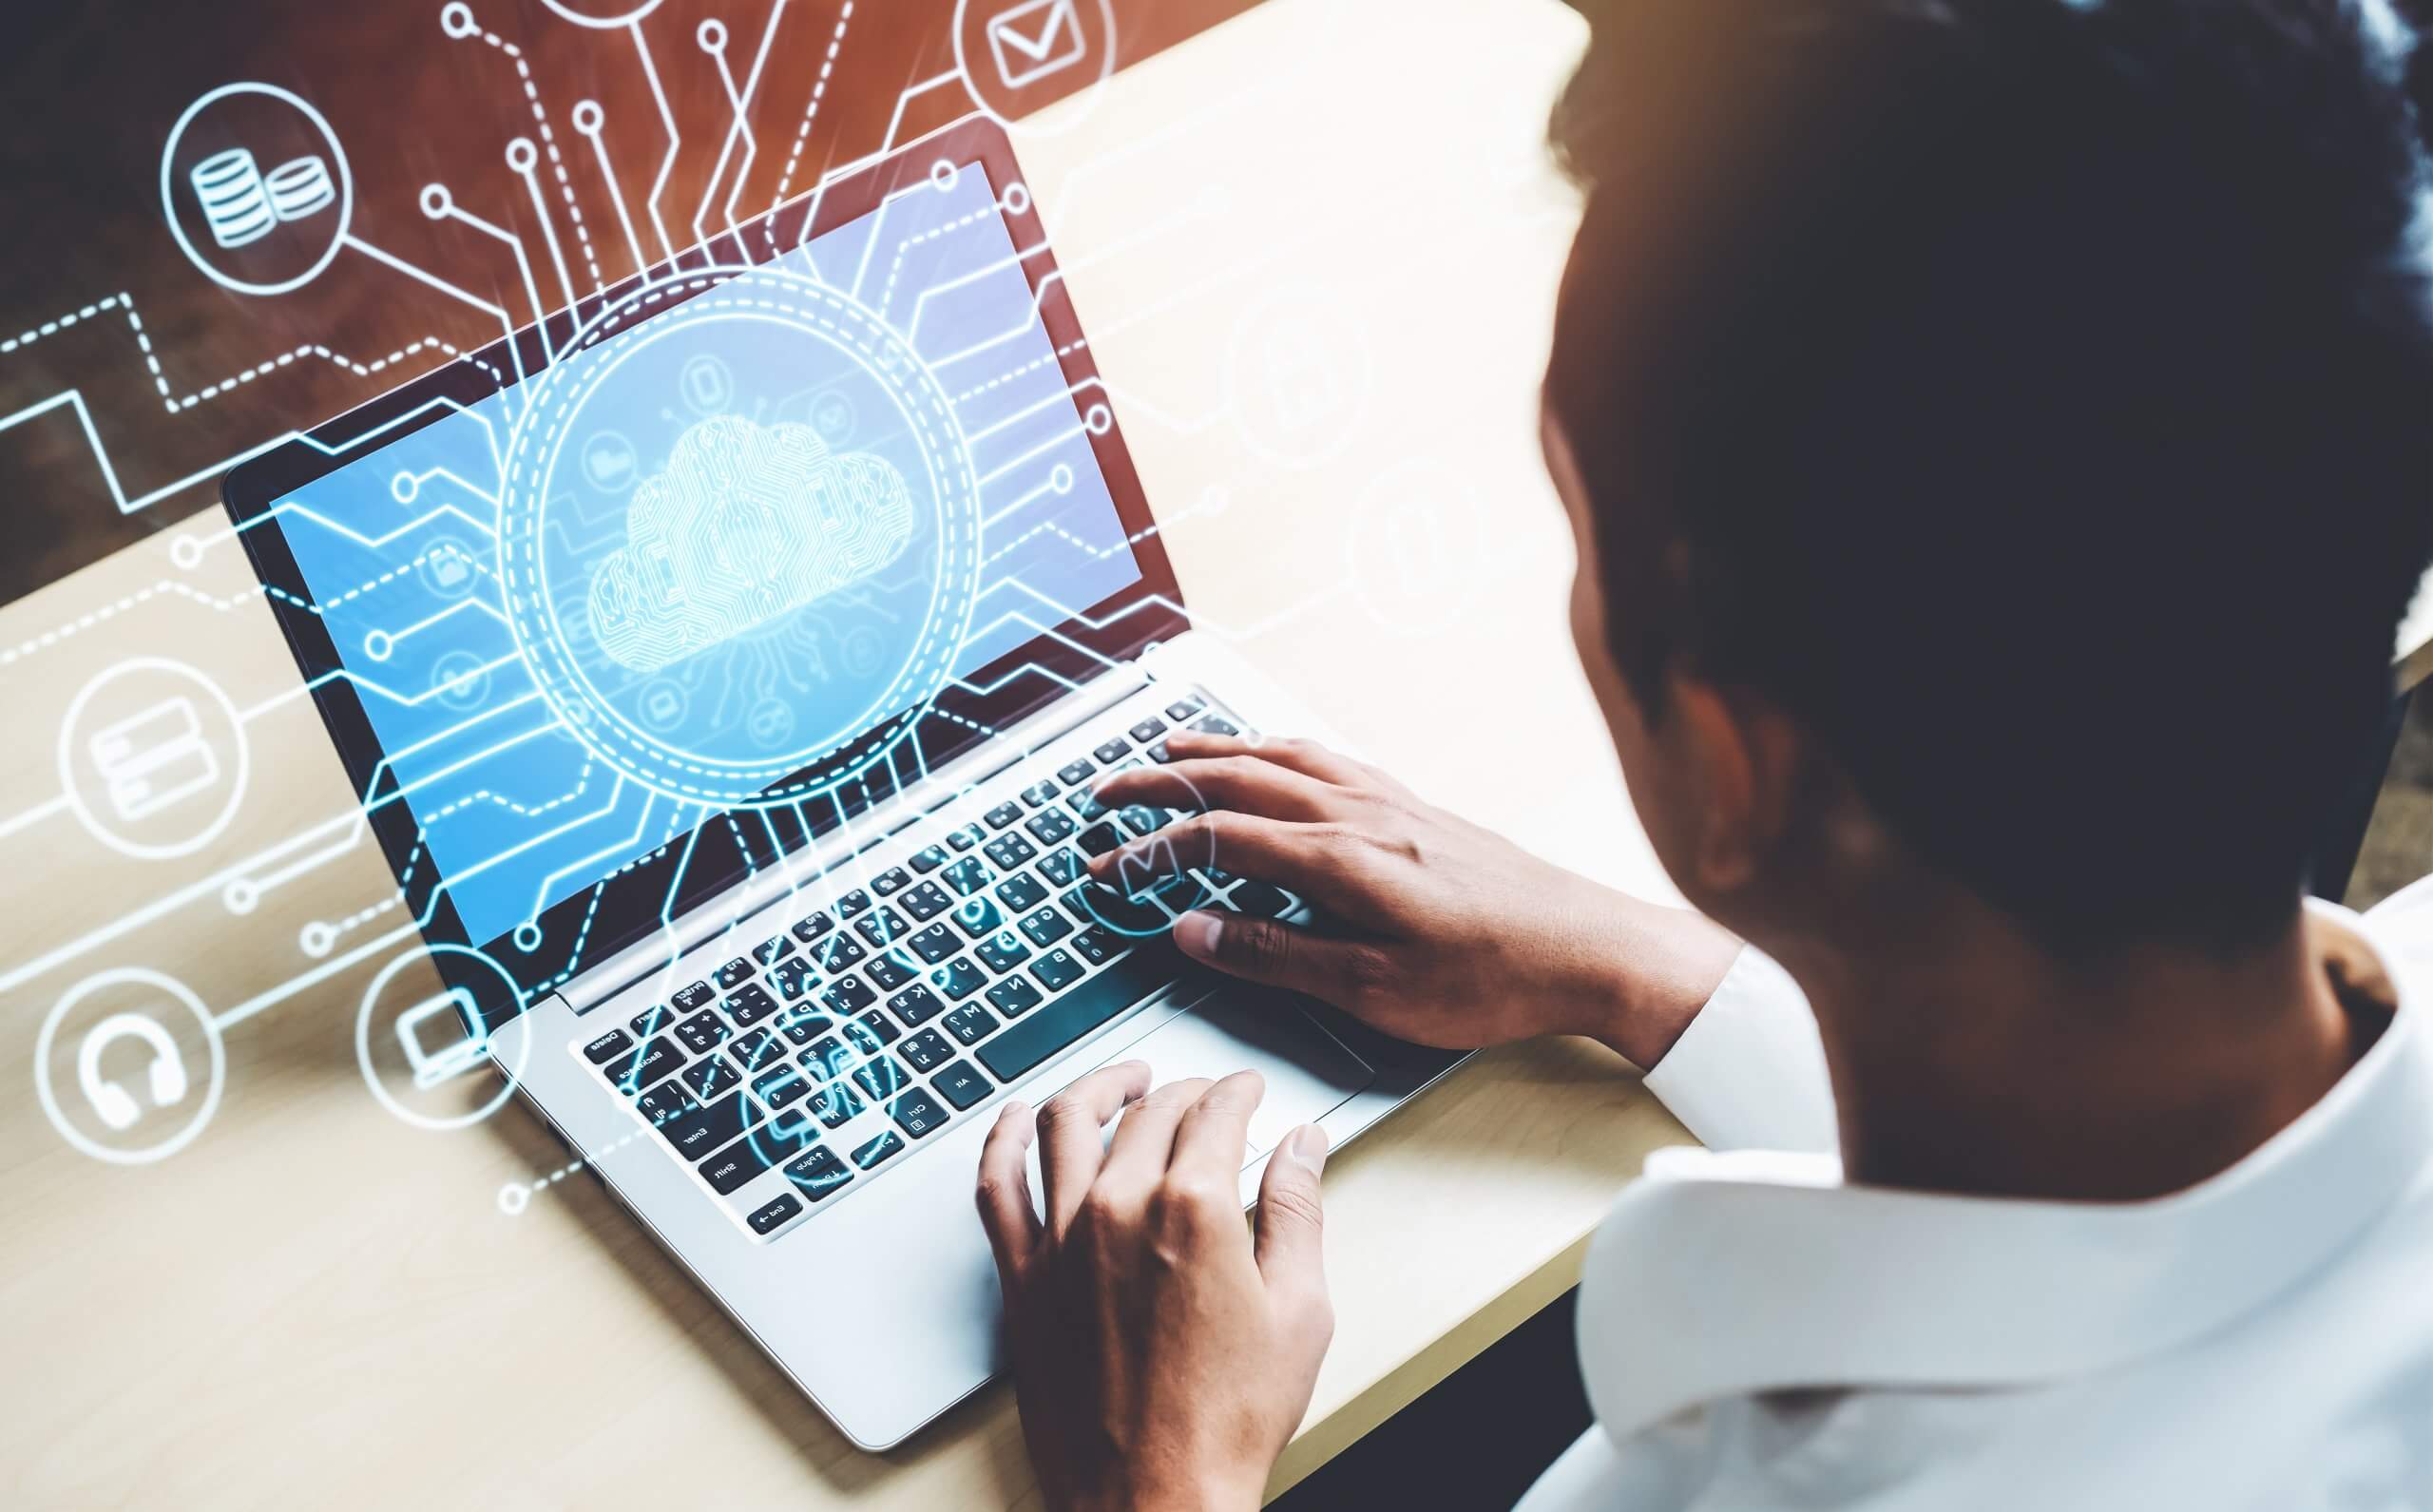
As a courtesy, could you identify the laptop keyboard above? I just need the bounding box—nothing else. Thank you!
[567,685,1303,1240]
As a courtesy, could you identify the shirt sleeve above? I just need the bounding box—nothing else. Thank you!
[1638,945,1836,1153]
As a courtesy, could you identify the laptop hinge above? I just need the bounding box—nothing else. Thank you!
[555,660,1158,1014]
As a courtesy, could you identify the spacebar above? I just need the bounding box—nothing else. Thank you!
[977,942,1196,1081]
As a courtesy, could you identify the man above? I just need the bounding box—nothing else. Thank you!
[972,1,2433,1505]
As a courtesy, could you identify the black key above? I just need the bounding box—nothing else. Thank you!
[751,934,795,967]
[836,889,873,918]
[891,1087,951,1139]
[865,949,919,992]
[783,1145,854,1202]
[777,1009,833,1048]
[671,980,717,1011]
[872,867,912,896]
[852,1056,911,1103]
[984,833,1038,871]
[952,895,1006,939]
[933,1060,993,1110]
[715,957,755,990]
[663,1088,763,1159]
[582,1028,634,1065]
[819,973,877,1015]
[607,1035,684,1092]
[770,957,818,1002]
[752,1064,815,1111]
[854,906,912,949]
[1200,866,1241,888]
[724,982,782,1026]
[757,1104,826,1162]
[1117,804,1169,839]
[699,1134,782,1196]
[981,943,1184,1081]
[637,1082,693,1130]
[1076,821,1124,858]
[810,934,866,972]
[800,1034,860,1082]
[1029,947,1086,992]
[1025,809,1078,845]
[676,1009,733,1056]
[908,844,951,874]
[856,1007,902,1047]
[748,1192,805,1234]
[1055,758,1097,787]
[945,822,987,852]
[731,1024,786,1070]
[1070,926,1123,966]
[1147,740,1174,764]
[680,1056,744,1102]
[1093,737,1130,764]
[1020,779,1061,808]
[1226,880,1294,918]
[887,982,949,1029]
[1194,715,1241,737]
[843,1015,888,1059]
[1020,905,1074,948]
[930,956,988,1001]
[852,1130,906,1170]
[1067,786,1110,821]
[1146,871,1212,916]
[789,911,835,945]
[1065,882,1165,934]
[908,923,963,965]
[811,1081,865,1129]
[1039,849,1085,887]
[628,1005,677,1039]
[976,930,1032,974]
[984,801,1025,831]
[997,872,1050,912]
[1128,718,1165,743]
[899,1028,956,1073]
[898,880,953,922]
[986,976,1045,1018]
[943,1003,1000,1046]
[942,856,994,897]
[1164,697,1204,722]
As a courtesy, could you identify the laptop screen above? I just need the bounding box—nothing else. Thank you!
[263,153,1146,954]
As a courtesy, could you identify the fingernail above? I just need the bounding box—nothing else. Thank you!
[1174,910,1223,959]
[1286,1124,1329,1171]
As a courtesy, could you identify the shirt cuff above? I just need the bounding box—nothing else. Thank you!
[1639,944,1836,1153]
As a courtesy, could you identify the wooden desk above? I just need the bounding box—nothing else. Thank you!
[3,2,1708,1504]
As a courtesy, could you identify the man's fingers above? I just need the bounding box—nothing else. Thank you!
[974,1100,1042,1284]
[1097,1077,1214,1194]
[1037,1061,1151,1236]
[1166,1069,1267,1184]
[1093,756,1343,825]
[1170,908,1388,1004]
[1254,1123,1331,1303]
[1086,810,1364,901]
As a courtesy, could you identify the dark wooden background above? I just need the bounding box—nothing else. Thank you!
[0,0,1259,604]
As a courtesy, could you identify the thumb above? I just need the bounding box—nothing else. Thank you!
[1254,1123,1331,1301]
[1172,909,1367,1000]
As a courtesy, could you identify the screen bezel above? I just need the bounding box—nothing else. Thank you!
[221,115,1188,1025]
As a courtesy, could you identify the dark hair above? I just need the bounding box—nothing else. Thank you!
[1546,0,2433,950]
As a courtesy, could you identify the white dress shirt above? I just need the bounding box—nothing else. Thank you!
[1517,898,2433,1510]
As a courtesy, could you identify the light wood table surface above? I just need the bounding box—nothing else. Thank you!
[0,3,1713,1505]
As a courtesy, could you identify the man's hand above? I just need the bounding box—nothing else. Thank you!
[1092,731,1741,1066]
[978,1064,1331,1512]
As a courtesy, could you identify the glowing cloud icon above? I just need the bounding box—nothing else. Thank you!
[586,415,915,675]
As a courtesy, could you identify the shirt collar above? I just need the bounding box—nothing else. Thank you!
[1575,900,2433,1443]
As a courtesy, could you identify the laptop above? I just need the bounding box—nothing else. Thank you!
[221,116,1462,1449]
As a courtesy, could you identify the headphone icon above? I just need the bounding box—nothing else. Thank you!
[77,1013,191,1132]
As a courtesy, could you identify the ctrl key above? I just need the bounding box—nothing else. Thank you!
[746,1192,804,1236]
[782,1145,854,1203]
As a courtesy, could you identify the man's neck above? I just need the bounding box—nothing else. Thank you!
[1781,906,2366,1202]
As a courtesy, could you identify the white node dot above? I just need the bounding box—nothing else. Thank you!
[572,100,603,134]
[1050,464,1076,494]
[1004,182,1032,216]
[697,18,726,49]
[364,630,394,661]
[391,470,419,502]
[497,1182,531,1215]
[170,535,204,570]
[223,879,259,915]
[506,138,538,172]
[514,923,544,952]
[930,160,959,191]
[420,184,452,219]
[300,923,335,959]
[1083,403,1113,435]
[440,2,476,38]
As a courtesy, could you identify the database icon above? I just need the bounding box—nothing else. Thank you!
[189,146,337,250]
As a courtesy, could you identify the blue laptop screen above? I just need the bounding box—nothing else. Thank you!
[270,164,1142,947]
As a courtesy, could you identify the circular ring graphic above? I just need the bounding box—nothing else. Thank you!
[535,0,664,29]
[35,968,228,1166]
[1347,456,1492,636]
[355,944,531,1132]
[57,657,252,862]
[159,83,354,297]
[1223,282,1376,471]
[494,268,984,811]
[950,0,1121,139]
[1074,763,1221,938]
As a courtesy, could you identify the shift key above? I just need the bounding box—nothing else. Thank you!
[975,942,1194,1081]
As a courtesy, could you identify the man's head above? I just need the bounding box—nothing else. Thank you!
[1542,0,2433,960]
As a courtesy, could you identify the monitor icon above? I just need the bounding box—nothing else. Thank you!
[395,988,489,1090]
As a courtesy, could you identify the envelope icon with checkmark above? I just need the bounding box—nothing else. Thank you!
[986,0,1087,91]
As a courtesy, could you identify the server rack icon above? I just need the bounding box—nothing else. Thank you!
[87,698,221,823]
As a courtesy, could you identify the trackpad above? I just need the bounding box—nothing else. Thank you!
[1082,994,1376,1165]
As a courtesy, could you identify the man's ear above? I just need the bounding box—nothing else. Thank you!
[1663,672,1805,895]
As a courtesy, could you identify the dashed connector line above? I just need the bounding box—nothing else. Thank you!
[171,337,468,411]
[953,339,1089,405]
[458,19,605,293]
[877,200,1001,322]
[765,1,857,243]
